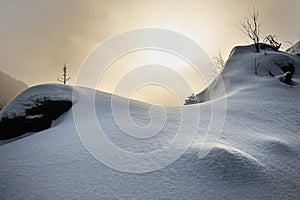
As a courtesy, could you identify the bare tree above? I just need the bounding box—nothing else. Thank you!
[57,64,71,84]
[264,35,281,51]
[213,51,225,73]
[237,5,260,53]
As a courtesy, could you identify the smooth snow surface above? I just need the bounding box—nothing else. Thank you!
[1,45,300,199]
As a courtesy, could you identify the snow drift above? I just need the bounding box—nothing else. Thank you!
[0,44,300,199]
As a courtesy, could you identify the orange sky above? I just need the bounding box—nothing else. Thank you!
[0,0,299,105]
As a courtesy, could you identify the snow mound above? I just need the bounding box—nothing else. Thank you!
[203,143,264,182]
[258,137,298,157]
[1,44,300,199]
[0,84,73,139]
[0,84,73,120]
[197,44,300,102]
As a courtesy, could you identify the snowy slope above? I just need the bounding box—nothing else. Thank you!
[1,45,300,199]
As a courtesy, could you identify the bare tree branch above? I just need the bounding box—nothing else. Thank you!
[264,35,281,51]
[237,5,260,52]
[213,51,225,73]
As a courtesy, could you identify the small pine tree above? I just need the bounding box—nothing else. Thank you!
[184,93,198,105]
[57,64,71,84]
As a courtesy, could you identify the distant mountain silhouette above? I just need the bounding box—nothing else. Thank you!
[0,71,28,109]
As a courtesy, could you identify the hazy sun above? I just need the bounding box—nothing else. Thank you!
[97,49,207,105]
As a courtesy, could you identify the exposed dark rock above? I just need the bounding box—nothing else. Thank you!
[0,100,72,140]
[280,63,295,74]
[260,43,277,51]
[279,72,294,85]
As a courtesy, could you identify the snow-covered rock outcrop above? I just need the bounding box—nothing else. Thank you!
[0,84,73,139]
[196,44,300,102]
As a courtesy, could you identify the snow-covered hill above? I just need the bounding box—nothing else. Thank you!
[197,44,300,102]
[0,71,28,110]
[0,45,300,199]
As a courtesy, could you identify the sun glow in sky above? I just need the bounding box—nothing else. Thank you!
[98,50,208,106]
[0,0,299,105]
